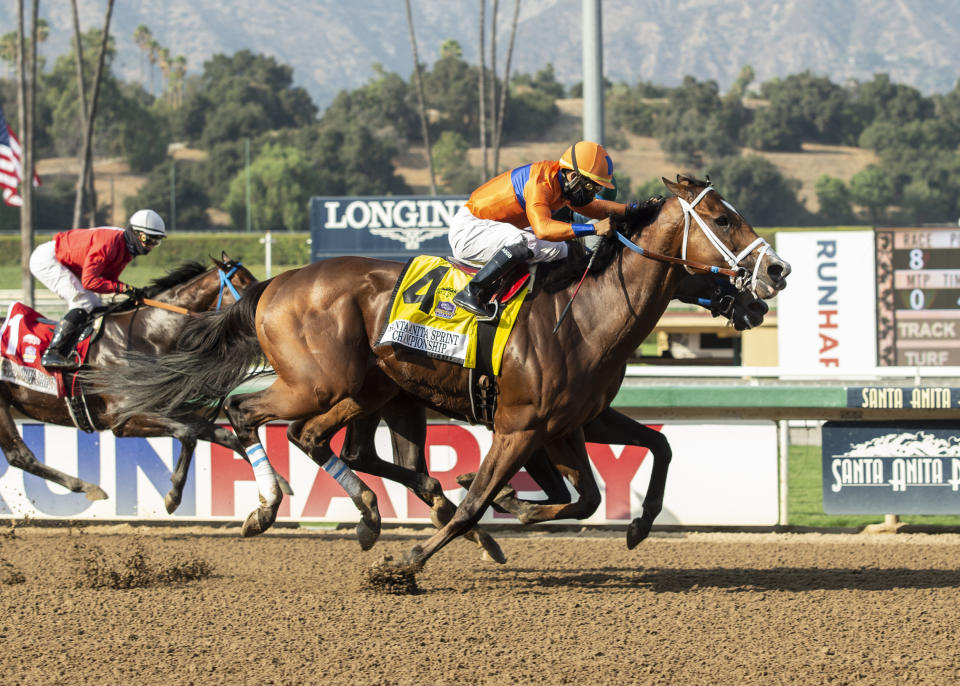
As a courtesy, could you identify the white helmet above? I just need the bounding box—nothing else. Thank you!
[128,209,166,237]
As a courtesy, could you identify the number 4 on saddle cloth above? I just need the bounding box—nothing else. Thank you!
[375,255,530,377]
[0,302,96,398]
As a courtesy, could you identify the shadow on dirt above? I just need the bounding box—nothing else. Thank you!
[499,566,960,593]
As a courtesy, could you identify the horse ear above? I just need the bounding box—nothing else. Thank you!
[663,175,696,202]
[210,254,225,269]
[221,251,232,263]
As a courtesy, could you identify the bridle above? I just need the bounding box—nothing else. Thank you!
[677,186,771,294]
[141,261,246,316]
[616,187,776,295]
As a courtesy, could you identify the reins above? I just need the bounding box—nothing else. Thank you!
[136,261,245,316]
[552,187,772,334]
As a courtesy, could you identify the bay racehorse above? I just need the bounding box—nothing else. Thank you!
[0,254,264,511]
[334,269,770,554]
[95,176,790,574]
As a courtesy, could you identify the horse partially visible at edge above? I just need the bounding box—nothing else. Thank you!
[0,254,265,511]
[93,176,790,576]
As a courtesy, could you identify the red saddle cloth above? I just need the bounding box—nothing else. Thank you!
[0,302,92,397]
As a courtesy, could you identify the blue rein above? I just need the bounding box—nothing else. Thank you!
[216,263,243,311]
[614,231,726,275]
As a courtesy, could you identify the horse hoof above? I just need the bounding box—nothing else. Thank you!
[429,498,455,529]
[365,555,419,595]
[164,491,181,514]
[474,529,506,564]
[626,517,652,550]
[276,473,294,496]
[241,504,278,538]
[400,545,425,570]
[455,472,476,489]
[84,485,108,502]
[356,518,379,551]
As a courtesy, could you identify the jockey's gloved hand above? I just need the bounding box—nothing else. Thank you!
[123,283,147,304]
[624,196,664,222]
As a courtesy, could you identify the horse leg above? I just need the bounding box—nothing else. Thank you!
[457,447,572,517]
[0,400,107,501]
[370,401,504,563]
[582,409,672,549]
[490,429,601,524]
[223,380,330,537]
[394,430,537,572]
[193,420,294,497]
[290,416,382,551]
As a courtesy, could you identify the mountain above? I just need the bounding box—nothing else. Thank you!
[5,0,960,109]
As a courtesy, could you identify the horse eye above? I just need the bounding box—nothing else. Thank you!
[715,215,729,227]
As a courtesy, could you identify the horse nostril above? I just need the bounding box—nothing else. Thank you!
[767,263,784,282]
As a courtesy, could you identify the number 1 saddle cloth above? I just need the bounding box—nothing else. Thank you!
[375,255,530,375]
[0,302,94,397]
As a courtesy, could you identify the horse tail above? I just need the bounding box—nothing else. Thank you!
[84,278,273,428]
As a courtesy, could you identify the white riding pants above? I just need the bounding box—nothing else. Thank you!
[448,206,568,266]
[28,241,102,312]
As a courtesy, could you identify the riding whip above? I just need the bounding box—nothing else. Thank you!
[553,246,600,335]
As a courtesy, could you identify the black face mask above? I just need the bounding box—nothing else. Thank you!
[123,226,151,256]
[561,170,595,207]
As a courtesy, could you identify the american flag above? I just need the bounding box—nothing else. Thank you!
[0,102,41,208]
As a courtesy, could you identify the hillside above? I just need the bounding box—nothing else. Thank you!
[5,0,960,111]
[398,99,877,213]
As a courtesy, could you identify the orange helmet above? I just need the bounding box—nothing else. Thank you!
[559,141,615,189]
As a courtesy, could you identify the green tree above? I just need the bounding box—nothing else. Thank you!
[181,50,318,147]
[223,144,322,231]
[431,130,483,194]
[125,159,210,230]
[706,155,810,226]
[814,175,855,225]
[656,77,745,166]
[849,165,894,225]
[745,72,858,150]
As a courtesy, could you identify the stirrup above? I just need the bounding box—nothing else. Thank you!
[474,300,500,322]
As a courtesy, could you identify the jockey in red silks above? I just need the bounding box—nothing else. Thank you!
[28,208,167,370]
[450,140,639,318]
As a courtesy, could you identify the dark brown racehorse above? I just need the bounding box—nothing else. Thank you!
[336,272,770,554]
[0,254,258,510]
[97,176,790,573]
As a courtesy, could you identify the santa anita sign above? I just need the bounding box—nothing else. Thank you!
[0,420,778,526]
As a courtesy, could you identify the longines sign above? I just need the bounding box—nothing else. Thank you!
[309,195,468,262]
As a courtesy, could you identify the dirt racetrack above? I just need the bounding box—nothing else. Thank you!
[1,525,960,685]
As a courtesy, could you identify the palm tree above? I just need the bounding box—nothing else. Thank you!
[493,0,521,174]
[73,0,116,228]
[404,0,436,195]
[172,55,187,108]
[489,0,498,173]
[478,0,488,180]
[133,24,151,84]
[157,47,171,104]
[147,38,159,96]
[0,32,16,78]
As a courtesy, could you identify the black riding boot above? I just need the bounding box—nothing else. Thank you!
[41,308,88,370]
[453,243,533,318]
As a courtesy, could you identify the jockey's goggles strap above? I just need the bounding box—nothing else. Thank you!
[216,263,243,312]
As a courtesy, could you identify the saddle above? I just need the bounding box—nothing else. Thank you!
[0,302,103,431]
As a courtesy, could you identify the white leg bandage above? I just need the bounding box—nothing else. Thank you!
[322,455,365,500]
[246,443,280,506]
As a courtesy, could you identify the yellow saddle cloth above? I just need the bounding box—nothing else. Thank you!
[375,255,528,375]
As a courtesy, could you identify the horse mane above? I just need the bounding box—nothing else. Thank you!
[144,261,207,297]
[539,196,666,294]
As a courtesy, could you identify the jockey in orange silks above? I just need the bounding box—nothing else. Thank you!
[450,140,639,318]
